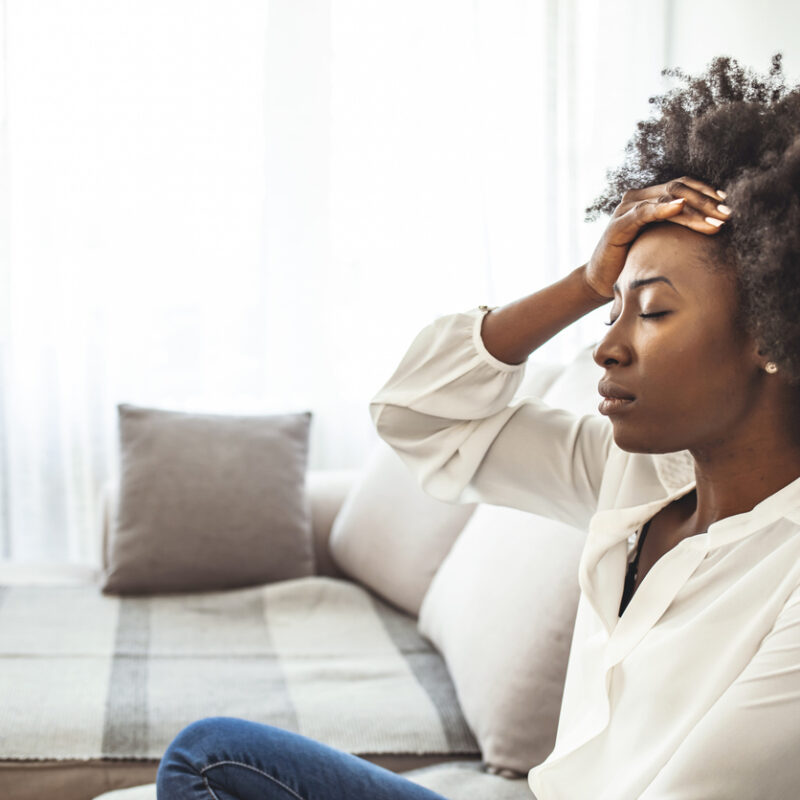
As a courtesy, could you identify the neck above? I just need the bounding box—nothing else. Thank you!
[686,394,800,532]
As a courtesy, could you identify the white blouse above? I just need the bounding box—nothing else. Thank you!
[370,306,800,800]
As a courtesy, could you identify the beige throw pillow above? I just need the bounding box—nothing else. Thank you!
[329,442,476,616]
[102,404,314,594]
[418,503,585,774]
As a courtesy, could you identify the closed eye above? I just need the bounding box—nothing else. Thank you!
[603,311,671,327]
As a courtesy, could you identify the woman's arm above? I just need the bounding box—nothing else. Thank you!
[479,263,609,365]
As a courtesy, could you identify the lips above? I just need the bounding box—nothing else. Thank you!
[597,380,636,416]
[597,380,636,401]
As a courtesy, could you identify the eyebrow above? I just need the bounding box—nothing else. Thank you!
[612,276,679,295]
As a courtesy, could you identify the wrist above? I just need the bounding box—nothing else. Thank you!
[575,264,613,306]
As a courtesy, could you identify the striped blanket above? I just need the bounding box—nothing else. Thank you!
[0,576,479,761]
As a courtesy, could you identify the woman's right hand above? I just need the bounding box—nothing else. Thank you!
[583,177,730,300]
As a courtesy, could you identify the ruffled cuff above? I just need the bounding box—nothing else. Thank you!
[471,305,528,374]
[371,306,526,421]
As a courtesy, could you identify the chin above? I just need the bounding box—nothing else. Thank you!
[610,423,687,455]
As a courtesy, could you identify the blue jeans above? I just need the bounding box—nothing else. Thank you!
[156,717,451,800]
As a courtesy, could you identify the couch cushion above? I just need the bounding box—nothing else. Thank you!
[103,404,315,594]
[93,786,157,800]
[524,342,600,415]
[90,760,536,800]
[404,759,538,799]
[0,578,477,768]
[6,755,479,800]
[305,469,358,579]
[90,759,537,800]
[329,442,475,616]
[418,505,584,775]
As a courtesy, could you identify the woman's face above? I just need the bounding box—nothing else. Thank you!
[592,222,762,454]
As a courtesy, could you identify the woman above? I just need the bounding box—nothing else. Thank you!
[158,56,800,799]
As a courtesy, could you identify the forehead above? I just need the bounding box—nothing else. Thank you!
[617,222,728,298]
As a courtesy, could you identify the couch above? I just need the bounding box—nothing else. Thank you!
[0,341,694,800]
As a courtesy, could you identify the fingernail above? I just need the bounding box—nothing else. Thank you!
[717,204,731,215]
[717,190,727,199]
[668,198,684,205]
[705,217,725,227]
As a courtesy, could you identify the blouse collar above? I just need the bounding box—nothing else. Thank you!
[592,471,800,549]
[579,471,800,637]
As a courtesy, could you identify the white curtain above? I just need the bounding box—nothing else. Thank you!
[0,0,676,563]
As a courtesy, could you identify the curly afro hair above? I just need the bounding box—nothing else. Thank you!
[587,54,800,387]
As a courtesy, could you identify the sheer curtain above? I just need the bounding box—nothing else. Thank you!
[0,0,675,564]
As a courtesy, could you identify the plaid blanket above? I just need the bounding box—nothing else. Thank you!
[0,576,479,760]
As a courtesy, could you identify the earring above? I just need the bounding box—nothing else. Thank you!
[765,362,778,374]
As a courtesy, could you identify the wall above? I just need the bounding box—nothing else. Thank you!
[667,0,800,77]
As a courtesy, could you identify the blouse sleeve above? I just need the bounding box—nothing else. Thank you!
[369,307,614,530]
[638,584,800,799]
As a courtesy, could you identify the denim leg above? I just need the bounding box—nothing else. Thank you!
[156,716,451,800]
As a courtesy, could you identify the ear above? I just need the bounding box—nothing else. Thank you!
[754,342,777,373]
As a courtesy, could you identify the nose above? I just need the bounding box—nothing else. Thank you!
[592,325,633,368]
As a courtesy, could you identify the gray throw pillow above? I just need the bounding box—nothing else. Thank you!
[102,404,314,594]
